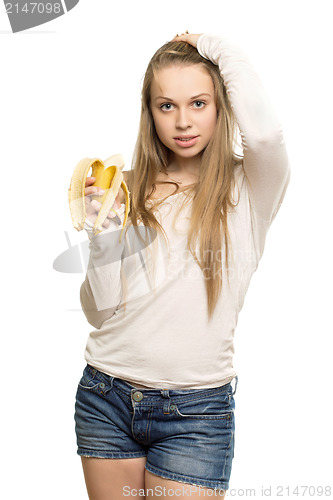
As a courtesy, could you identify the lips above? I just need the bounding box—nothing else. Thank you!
[174,136,199,147]
[174,135,198,140]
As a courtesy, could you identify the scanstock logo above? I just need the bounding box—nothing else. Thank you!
[4,0,80,33]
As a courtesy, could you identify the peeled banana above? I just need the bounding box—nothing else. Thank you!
[68,153,130,241]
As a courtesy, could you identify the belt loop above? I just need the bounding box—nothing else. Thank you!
[109,375,114,388]
[232,375,238,395]
[160,389,170,414]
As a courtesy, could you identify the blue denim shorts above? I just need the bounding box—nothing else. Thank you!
[74,364,238,491]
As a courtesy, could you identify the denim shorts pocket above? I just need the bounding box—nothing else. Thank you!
[78,365,112,397]
[172,387,233,420]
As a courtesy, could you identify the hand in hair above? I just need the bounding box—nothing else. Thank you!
[171,32,203,49]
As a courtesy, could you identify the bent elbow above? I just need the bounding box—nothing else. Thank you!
[247,125,286,151]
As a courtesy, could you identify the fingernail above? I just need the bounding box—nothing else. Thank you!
[99,189,104,195]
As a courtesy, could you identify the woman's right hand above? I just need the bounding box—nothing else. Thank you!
[84,176,122,229]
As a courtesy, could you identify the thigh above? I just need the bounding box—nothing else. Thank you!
[74,365,148,458]
[145,383,236,492]
[82,456,147,500]
[145,470,226,499]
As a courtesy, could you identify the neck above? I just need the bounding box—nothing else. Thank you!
[167,153,201,177]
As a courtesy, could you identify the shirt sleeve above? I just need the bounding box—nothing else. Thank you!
[80,204,127,329]
[197,34,291,238]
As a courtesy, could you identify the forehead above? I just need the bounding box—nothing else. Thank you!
[150,64,214,99]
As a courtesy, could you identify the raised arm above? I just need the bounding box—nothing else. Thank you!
[196,33,290,224]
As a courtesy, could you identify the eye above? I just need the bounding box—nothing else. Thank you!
[159,100,206,111]
[160,103,174,111]
[193,100,205,108]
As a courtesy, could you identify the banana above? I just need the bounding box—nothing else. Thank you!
[68,153,130,241]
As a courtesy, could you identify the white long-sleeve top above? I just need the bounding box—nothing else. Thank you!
[79,33,290,390]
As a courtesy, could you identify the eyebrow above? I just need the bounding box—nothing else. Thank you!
[154,93,211,101]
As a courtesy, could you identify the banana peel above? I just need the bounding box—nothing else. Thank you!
[68,153,130,241]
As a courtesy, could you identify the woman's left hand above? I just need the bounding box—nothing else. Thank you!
[171,31,203,49]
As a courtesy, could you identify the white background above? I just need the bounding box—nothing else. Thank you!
[1,0,332,498]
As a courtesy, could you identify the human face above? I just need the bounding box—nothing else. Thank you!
[150,64,217,170]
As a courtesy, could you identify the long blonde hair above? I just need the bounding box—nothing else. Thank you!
[126,39,243,321]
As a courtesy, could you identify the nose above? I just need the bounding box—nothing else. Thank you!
[176,107,192,129]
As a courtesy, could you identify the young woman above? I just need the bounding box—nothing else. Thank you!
[74,31,290,499]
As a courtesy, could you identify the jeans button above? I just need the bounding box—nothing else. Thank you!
[133,391,143,402]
